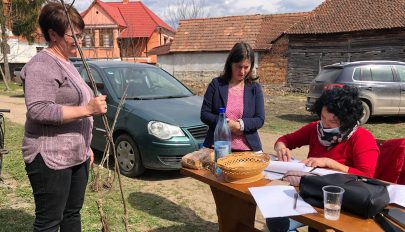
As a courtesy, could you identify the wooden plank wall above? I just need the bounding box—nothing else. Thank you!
[286,29,405,89]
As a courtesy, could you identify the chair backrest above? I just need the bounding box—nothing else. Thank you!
[374,138,405,184]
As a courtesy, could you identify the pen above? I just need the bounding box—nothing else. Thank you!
[293,192,298,210]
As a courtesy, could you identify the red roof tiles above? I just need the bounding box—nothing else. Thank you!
[287,0,405,34]
[81,0,175,38]
[170,15,263,52]
[256,13,308,50]
[170,13,307,52]
[148,43,171,55]
[96,0,126,27]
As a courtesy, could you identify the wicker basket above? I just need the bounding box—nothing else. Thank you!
[217,152,270,184]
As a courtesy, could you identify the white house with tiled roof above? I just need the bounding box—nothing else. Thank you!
[152,13,306,91]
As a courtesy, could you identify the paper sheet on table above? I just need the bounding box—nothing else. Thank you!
[266,161,313,174]
[264,160,344,180]
[264,171,284,180]
[249,186,317,218]
[387,184,405,207]
[310,168,342,176]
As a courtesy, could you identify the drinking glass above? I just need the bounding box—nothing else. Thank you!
[322,185,344,220]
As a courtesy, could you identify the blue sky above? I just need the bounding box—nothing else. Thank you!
[73,0,324,24]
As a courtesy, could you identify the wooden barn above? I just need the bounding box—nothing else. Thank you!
[282,0,405,89]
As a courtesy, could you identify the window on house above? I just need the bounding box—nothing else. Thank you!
[163,35,168,44]
[82,29,94,48]
[99,29,113,48]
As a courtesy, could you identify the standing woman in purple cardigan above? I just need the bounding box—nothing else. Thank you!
[20,3,107,231]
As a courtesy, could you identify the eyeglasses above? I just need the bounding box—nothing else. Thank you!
[64,32,86,40]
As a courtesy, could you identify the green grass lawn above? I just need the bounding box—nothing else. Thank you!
[0,120,218,232]
[0,81,24,97]
[262,94,405,140]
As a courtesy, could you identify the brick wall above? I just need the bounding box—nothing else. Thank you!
[174,70,221,95]
[257,36,289,85]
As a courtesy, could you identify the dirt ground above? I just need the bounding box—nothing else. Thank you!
[0,95,309,158]
[0,94,309,231]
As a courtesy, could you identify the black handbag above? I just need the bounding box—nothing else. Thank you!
[299,173,390,218]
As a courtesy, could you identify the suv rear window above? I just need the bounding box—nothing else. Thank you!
[315,68,342,83]
[353,65,394,82]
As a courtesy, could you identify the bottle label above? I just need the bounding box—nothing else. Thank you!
[214,141,230,161]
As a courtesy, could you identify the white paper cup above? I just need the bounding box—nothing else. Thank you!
[322,185,345,220]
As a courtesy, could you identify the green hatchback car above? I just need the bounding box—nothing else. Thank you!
[78,61,208,177]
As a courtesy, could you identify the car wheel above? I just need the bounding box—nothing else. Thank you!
[115,134,145,177]
[360,101,370,125]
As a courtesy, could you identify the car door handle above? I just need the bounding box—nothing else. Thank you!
[365,87,373,91]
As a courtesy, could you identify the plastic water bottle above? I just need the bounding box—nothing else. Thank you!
[214,107,231,165]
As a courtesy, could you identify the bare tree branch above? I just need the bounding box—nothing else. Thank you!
[164,0,208,29]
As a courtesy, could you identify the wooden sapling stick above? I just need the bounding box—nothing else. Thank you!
[60,1,129,231]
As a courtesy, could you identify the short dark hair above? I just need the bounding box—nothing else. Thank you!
[312,86,363,132]
[220,42,257,84]
[39,2,84,42]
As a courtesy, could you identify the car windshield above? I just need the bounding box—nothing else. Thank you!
[315,68,342,83]
[102,66,194,99]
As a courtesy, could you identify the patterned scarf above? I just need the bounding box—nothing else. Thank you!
[317,120,358,147]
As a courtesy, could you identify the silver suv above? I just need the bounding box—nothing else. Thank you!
[306,61,405,124]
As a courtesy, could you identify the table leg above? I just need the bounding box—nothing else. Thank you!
[210,186,260,232]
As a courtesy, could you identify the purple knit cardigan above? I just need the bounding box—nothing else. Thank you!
[21,50,93,169]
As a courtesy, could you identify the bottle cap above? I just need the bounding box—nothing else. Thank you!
[219,107,225,113]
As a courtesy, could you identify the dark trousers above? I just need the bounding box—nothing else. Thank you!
[25,154,89,232]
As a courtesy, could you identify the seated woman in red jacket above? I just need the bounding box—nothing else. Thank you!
[275,86,379,178]
[267,86,379,232]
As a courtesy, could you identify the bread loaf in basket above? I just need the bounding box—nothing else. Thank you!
[181,147,214,169]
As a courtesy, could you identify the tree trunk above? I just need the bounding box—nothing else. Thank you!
[0,2,11,91]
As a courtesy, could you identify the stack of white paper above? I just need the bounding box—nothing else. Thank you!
[249,186,317,218]
[264,161,343,180]
[266,161,313,173]
[264,161,313,180]
[387,184,405,207]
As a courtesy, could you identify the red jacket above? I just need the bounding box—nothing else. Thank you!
[374,138,405,184]
[276,121,379,177]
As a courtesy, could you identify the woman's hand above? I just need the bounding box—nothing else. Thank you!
[301,157,331,168]
[86,95,107,116]
[227,119,243,135]
[274,142,292,162]
[89,148,94,167]
[301,157,349,173]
